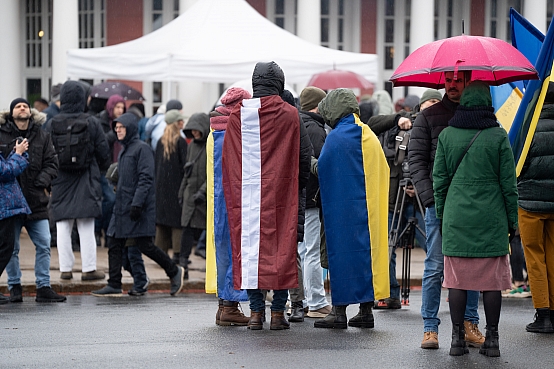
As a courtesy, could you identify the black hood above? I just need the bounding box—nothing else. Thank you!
[252,61,285,98]
[183,112,210,142]
[60,80,87,114]
[114,112,139,146]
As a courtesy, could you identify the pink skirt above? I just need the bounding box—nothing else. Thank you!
[443,255,511,291]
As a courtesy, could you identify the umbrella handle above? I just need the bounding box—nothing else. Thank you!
[453,60,465,80]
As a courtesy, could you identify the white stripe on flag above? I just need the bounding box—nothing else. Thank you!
[240,98,262,289]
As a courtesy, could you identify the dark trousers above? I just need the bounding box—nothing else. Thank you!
[107,236,177,289]
[509,235,527,282]
[0,216,17,276]
[122,245,148,292]
[179,226,203,265]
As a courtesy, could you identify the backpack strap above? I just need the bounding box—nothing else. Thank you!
[394,130,410,166]
[451,130,482,180]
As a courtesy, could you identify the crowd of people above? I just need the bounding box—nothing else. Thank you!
[1,61,553,358]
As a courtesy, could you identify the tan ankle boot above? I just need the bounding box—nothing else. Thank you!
[247,311,264,330]
[464,321,485,347]
[270,311,290,330]
[220,302,250,326]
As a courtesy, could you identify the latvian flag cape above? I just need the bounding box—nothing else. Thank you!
[318,113,390,305]
[222,95,299,291]
[205,128,247,301]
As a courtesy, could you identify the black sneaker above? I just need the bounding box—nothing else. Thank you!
[128,289,146,296]
[10,284,23,303]
[35,287,67,302]
[0,293,9,305]
[91,285,123,297]
[170,266,185,296]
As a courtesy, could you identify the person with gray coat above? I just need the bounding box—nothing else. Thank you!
[91,113,185,297]
[178,112,209,273]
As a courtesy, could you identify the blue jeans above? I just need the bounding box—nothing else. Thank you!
[388,202,426,300]
[248,289,288,312]
[421,205,479,332]
[298,208,328,310]
[122,245,149,292]
[7,218,51,289]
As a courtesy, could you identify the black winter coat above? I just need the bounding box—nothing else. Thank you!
[0,110,58,220]
[155,136,187,228]
[408,94,458,208]
[518,104,554,213]
[300,111,326,209]
[296,114,313,241]
[96,109,117,164]
[107,113,156,238]
[48,81,110,221]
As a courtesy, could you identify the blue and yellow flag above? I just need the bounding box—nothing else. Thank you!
[318,113,389,305]
[491,82,523,132]
[206,129,247,301]
[508,9,554,176]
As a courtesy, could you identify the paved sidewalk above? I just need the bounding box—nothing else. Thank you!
[0,230,426,296]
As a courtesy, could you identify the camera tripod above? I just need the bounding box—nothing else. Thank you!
[388,177,425,306]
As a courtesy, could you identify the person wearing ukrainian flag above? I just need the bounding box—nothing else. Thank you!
[313,88,390,329]
[205,87,251,326]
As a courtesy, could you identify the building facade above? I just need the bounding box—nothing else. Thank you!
[0,0,551,115]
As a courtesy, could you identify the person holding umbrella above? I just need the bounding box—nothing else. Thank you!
[433,81,517,357]
[408,71,485,349]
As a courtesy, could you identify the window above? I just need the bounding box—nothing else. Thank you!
[79,0,106,48]
[383,0,394,70]
[489,0,521,41]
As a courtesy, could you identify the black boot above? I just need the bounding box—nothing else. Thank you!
[449,323,469,356]
[526,308,554,333]
[551,310,554,326]
[314,305,347,329]
[348,302,374,328]
[479,325,500,357]
[288,301,305,322]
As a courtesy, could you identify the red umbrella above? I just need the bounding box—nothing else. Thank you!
[390,35,538,88]
[308,69,374,90]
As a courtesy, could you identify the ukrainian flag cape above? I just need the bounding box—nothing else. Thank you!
[318,113,390,305]
[206,129,247,301]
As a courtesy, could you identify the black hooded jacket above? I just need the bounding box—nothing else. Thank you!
[408,94,458,208]
[251,62,312,241]
[47,80,110,221]
[0,109,58,220]
[107,113,156,238]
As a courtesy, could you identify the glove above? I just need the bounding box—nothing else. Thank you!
[192,191,205,205]
[129,206,142,222]
[509,227,516,243]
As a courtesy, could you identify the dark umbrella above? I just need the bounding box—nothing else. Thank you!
[91,82,145,101]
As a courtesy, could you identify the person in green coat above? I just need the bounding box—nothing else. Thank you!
[433,81,518,357]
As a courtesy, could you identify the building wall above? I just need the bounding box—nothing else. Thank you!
[106,0,144,96]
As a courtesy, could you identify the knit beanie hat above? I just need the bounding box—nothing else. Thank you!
[165,109,185,124]
[220,87,251,112]
[419,89,442,106]
[10,98,30,119]
[166,99,183,111]
[211,87,251,131]
[51,84,63,102]
[403,95,420,110]
[300,86,326,111]
[460,81,492,107]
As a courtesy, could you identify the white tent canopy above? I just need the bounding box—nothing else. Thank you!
[67,0,378,85]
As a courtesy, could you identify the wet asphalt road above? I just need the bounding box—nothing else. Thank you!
[0,290,551,369]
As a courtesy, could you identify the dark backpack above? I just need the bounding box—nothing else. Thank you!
[50,113,92,171]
